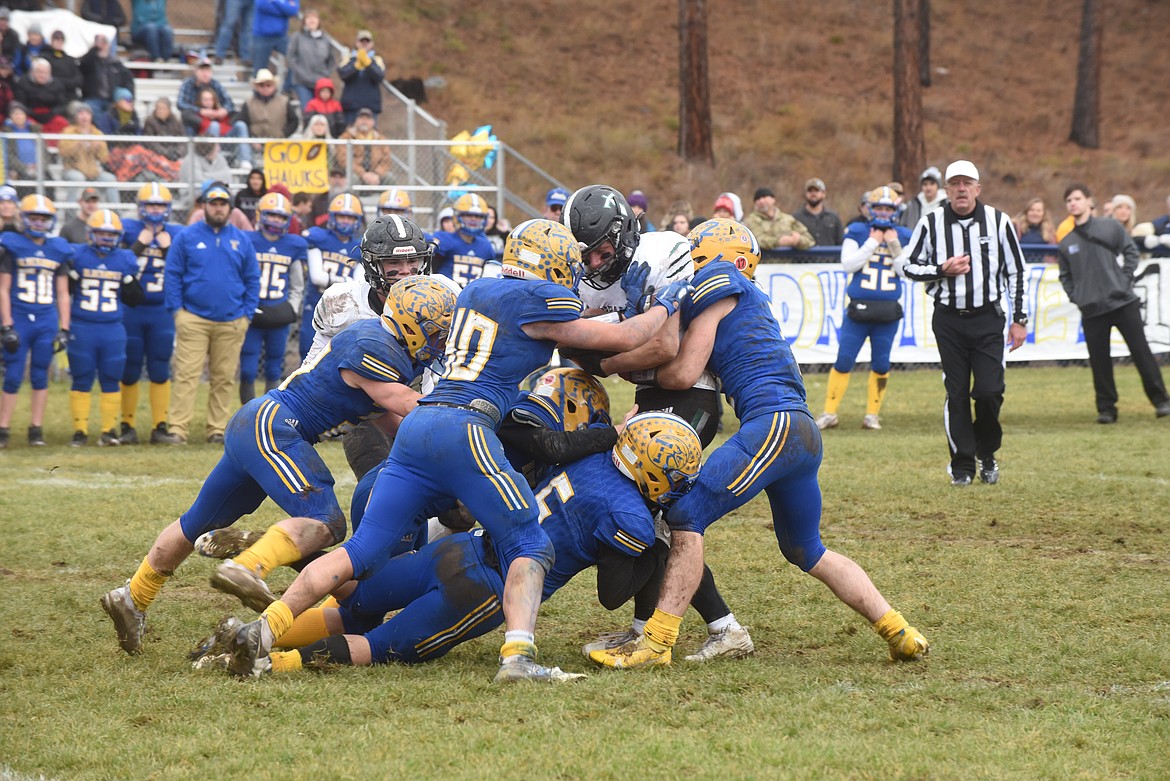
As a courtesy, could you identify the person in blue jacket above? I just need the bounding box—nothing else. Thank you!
[250,0,298,76]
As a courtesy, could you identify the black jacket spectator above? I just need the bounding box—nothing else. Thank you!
[80,0,128,27]
[15,68,68,125]
[80,40,134,105]
[47,46,82,100]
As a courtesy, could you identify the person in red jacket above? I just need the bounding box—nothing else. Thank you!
[302,77,343,138]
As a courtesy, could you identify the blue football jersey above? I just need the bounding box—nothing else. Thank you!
[684,260,808,422]
[121,218,183,307]
[426,277,583,421]
[428,230,498,288]
[269,318,421,441]
[536,452,656,600]
[0,233,72,318]
[248,230,308,305]
[68,245,140,323]
[842,222,912,302]
[303,226,361,311]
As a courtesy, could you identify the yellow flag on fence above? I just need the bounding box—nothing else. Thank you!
[263,141,329,194]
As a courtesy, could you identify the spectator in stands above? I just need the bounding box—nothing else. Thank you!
[337,29,384,125]
[711,193,736,221]
[250,0,298,76]
[436,205,454,233]
[80,0,128,28]
[296,112,330,140]
[187,85,251,167]
[46,31,81,101]
[660,198,694,230]
[141,96,184,160]
[484,205,510,261]
[291,190,313,231]
[0,185,19,231]
[178,141,233,193]
[900,166,945,228]
[177,56,247,143]
[338,108,391,185]
[234,168,267,223]
[80,34,134,116]
[1109,194,1137,234]
[215,0,254,65]
[15,58,69,133]
[302,77,343,137]
[131,0,174,63]
[22,24,49,65]
[187,178,254,230]
[0,55,13,117]
[716,192,743,221]
[2,102,38,182]
[286,9,335,110]
[794,177,844,246]
[95,87,141,135]
[59,102,119,203]
[627,189,654,233]
[238,67,297,142]
[1133,195,1170,258]
[309,167,345,225]
[744,186,815,250]
[1012,197,1057,245]
[0,11,23,78]
[542,187,569,220]
[59,187,102,243]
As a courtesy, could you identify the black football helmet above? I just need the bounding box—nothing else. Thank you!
[560,184,640,290]
[360,215,434,294]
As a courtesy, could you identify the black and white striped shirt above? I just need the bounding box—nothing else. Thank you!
[897,201,1028,319]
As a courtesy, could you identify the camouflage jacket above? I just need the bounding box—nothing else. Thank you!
[744,208,816,250]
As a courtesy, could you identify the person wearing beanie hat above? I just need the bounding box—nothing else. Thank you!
[95,85,141,135]
[46,27,82,101]
[338,29,385,125]
[712,194,736,220]
[900,165,947,228]
[0,184,21,232]
[744,185,815,250]
[795,176,843,246]
[626,189,654,233]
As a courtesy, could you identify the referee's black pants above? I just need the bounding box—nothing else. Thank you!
[932,305,1006,478]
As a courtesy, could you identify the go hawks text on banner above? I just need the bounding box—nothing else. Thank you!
[263,141,329,194]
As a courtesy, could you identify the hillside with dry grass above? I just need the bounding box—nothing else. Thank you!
[267,0,1170,223]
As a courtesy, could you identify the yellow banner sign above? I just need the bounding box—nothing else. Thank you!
[263,141,329,194]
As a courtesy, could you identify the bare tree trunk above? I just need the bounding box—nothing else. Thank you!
[893,0,925,186]
[678,0,713,165]
[1069,0,1101,148]
[919,0,931,87]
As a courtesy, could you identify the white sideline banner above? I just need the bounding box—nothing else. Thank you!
[755,261,1170,365]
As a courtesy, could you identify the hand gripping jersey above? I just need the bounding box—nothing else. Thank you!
[121,218,184,307]
[269,317,422,441]
[248,230,309,306]
[0,232,73,319]
[683,260,808,422]
[68,245,140,323]
[426,276,584,422]
[841,222,912,302]
[428,229,498,288]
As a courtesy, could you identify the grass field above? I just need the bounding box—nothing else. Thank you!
[2,364,1169,780]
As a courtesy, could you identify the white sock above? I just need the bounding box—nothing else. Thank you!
[630,618,647,634]
[707,613,740,634]
[504,630,535,646]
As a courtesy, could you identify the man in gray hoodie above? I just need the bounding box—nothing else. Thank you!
[286,9,336,110]
[1057,183,1170,423]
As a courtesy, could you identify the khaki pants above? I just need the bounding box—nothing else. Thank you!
[169,309,249,440]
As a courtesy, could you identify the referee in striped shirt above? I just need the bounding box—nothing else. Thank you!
[896,160,1028,487]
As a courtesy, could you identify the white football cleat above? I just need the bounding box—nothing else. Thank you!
[861,414,882,430]
[100,582,146,655]
[815,413,838,430]
[684,625,755,662]
[210,559,277,612]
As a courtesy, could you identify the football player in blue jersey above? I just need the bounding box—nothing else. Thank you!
[65,210,144,447]
[239,192,307,404]
[198,411,699,677]
[428,192,500,287]
[225,218,694,683]
[0,195,73,449]
[300,193,364,360]
[119,184,185,445]
[815,186,913,432]
[590,219,930,669]
[99,276,457,655]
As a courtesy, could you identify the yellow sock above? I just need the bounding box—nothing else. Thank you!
[823,369,850,415]
[121,382,139,427]
[262,600,295,641]
[872,609,909,641]
[149,381,171,429]
[70,390,91,434]
[273,607,330,649]
[269,650,303,673]
[644,608,683,652]
[500,640,537,659]
[233,526,302,579]
[867,371,890,416]
[320,595,341,610]
[128,556,168,611]
[100,391,121,433]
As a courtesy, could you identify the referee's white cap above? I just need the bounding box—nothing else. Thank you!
[944,160,980,183]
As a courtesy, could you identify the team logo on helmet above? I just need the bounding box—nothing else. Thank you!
[20,194,57,238]
[453,193,489,236]
[380,275,457,365]
[612,412,702,508]
[328,193,364,238]
[501,219,583,290]
[526,367,611,431]
[87,209,123,252]
[257,192,292,236]
[865,186,901,229]
[687,218,761,279]
[136,183,173,225]
[378,188,413,217]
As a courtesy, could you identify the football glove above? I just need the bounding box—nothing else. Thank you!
[52,328,70,354]
[652,278,693,318]
[620,260,652,319]
[0,325,18,354]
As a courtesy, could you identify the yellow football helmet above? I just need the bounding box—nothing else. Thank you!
[87,208,123,252]
[865,186,900,228]
[20,194,57,237]
[256,192,292,235]
[612,411,702,508]
[378,188,413,218]
[136,182,173,225]
[453,192,488,235]
[380,275,457,365]
[687,218,761,279]
[328,193,364,238]
[527,367,611,430]
[501,218,583,291]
